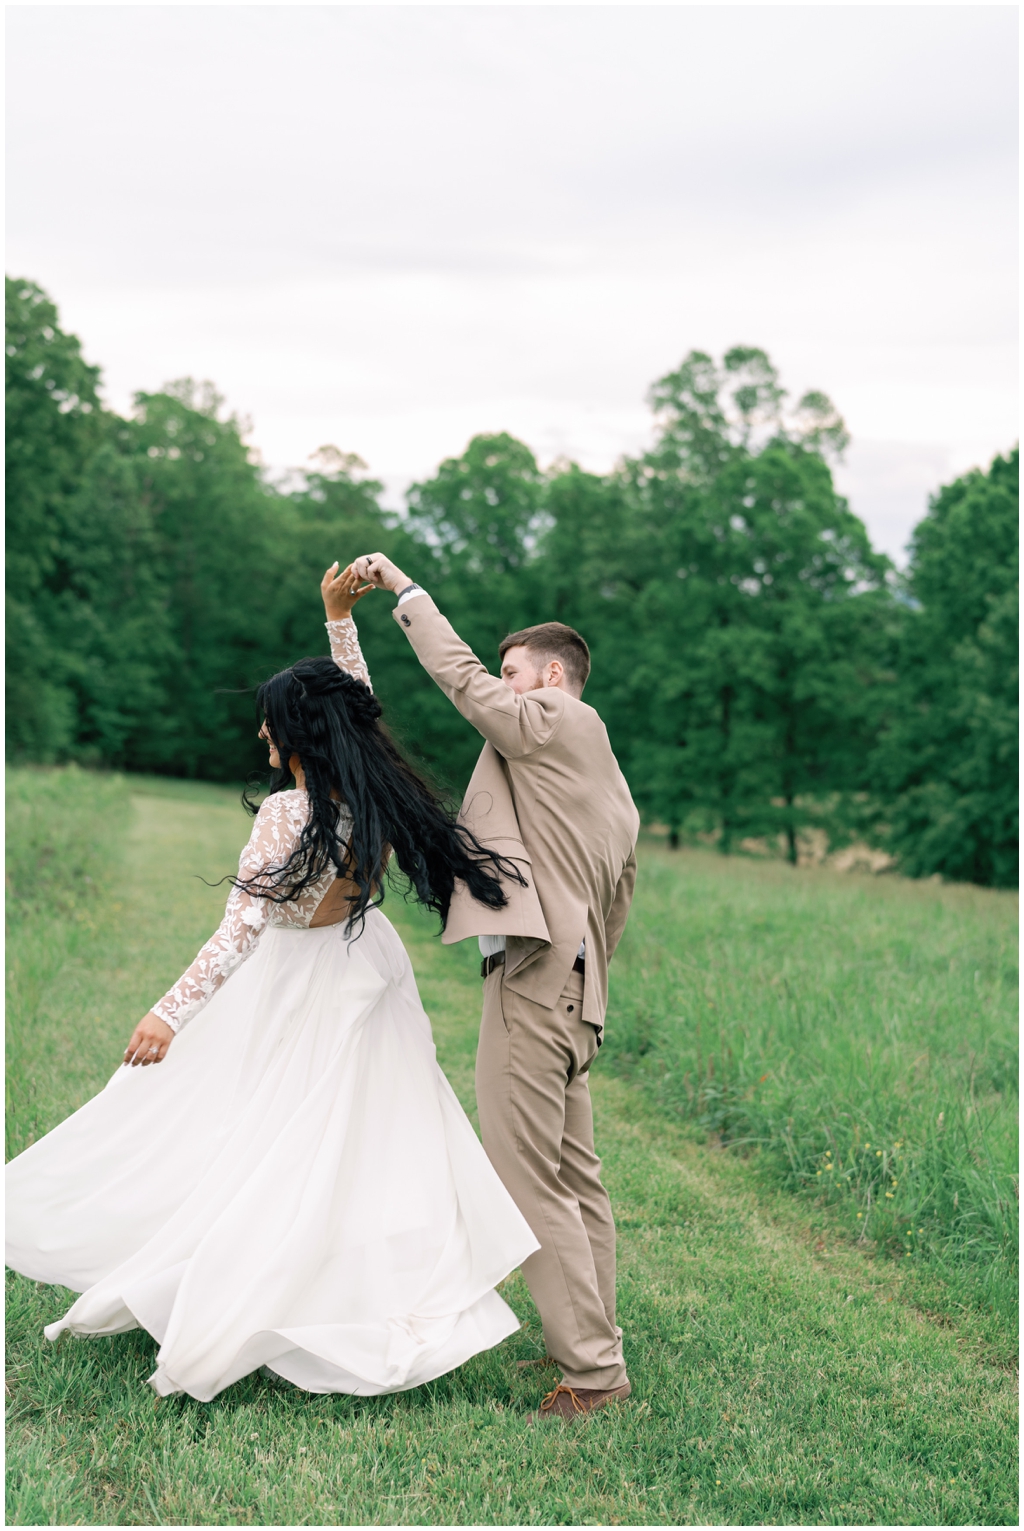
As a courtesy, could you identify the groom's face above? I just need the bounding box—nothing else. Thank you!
[500,644,563,695]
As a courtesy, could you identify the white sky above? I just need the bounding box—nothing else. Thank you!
[7,3,1018,562]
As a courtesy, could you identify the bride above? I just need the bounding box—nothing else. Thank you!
[5,565,538,1403]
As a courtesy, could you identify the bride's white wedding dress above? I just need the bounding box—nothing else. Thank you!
[5,619,538,1403]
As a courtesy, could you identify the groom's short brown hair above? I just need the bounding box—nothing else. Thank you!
[498,622,591,693]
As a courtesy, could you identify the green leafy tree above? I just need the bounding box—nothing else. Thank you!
[400,433,551,789]
[645,345,849,479]
[118,382,295,779]
[537,461,640,750]
[405,432,548,585]
[707,441,892,860]
[47,443,175,766]
[6,277,108,757]
[873,450,1018,886]
[8,276,1013,889]
[548,349,890,859]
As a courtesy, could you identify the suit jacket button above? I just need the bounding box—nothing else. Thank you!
[401,614,411,627]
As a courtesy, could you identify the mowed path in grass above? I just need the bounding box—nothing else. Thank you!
[6,782,1017,1526]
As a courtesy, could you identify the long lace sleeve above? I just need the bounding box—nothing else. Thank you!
[151,795,303,1034]
[326,617,372,690]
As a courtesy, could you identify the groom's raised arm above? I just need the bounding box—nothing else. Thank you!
[351,554,564,760]
[396,593,567,761]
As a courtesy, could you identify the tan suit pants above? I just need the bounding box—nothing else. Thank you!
[476,966,627,1391]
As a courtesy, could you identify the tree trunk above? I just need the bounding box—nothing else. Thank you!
[783,708,797,865]
[719,681,734,854]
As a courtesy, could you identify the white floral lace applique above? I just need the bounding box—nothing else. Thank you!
[326,618,372,690]
[152,792,351,1034]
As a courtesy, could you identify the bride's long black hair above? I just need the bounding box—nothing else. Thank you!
[238,655,521,933]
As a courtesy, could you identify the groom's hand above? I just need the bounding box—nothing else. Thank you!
[352,553,411,596]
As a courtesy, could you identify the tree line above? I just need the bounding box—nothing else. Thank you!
[6,276,1018,886]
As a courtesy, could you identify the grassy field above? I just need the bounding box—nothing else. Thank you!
[605,842,1019,1337]
[5,768,1018,1526]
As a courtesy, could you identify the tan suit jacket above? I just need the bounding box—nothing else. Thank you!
[393,594,639,1032]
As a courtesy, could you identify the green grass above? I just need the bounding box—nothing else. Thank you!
[6,764,129,921]
[5,768,1019,1525]
[604,840,1019,1338]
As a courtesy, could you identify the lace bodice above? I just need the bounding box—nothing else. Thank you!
[152,617,369,1033]
[325,618,371,690]
[152,792,355,1033]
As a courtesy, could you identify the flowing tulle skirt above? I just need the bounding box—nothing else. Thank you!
[5,912,539,1401]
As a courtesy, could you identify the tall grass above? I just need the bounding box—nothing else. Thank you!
[605,840,1018,1327]
[6,767,132,1159]
[6,775,1018,1523]
[6,766,129,917]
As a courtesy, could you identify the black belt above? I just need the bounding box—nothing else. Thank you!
[481,951,586,979]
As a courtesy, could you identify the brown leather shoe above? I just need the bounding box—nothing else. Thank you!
[527,1381,631,1422]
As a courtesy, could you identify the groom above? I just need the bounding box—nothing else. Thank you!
[352,553,639,1421]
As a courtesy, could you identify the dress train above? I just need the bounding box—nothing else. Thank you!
[6,912,538,1401]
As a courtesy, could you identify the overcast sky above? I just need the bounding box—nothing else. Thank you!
[7,3,1018,561]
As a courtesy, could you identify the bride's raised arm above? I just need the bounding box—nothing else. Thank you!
[122,566,374,1069]
[321,562,374,690]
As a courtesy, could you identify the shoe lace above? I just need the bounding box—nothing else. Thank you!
[540,1384,587,1414]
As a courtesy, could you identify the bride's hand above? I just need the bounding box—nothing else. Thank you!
[321,563,375,621]
[123,1012,175,1067]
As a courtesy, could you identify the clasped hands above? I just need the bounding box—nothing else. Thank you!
[350,553,412,596]
[320,556,411,619]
